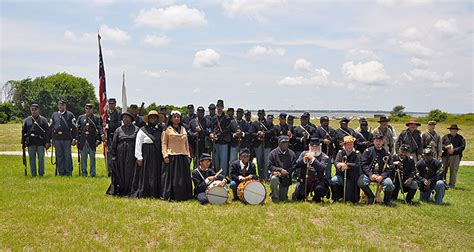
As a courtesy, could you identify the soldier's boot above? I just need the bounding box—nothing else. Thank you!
[383,190,393,206]
[360,185,375,204]
[330,184,340,202]
[406,188,416,204]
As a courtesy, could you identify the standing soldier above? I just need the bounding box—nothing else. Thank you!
[372,116,395,154]
[105,98,121,176]
[315,116,337,181]
[287,115,296,151]
[22,104,51,177]
[50,100,77,176]
[188,106,212,167]
[416,148,446,205]
[357,133,395,206]
[392,144,418,204]
[227,107,235,120]
[396,119,422,162]
[272,113,292,148]
[210,100,231,176]
[244,110,252,124]
[292,113,316,159]
[335,117,359,154]
[182,104,196,129]
[355,117,373,153]
[422,121,442,160]
[77,104,103,177]
[441,124,466,188]
[249,109,274,181]
[129,104,146,128]
[266,114,277,149]
[229,108,250,166]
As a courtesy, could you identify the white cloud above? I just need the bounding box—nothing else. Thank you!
[135,5,207,30]
[222,0,286,22]
[410,57,430,68]
[400,26,422,40]
[434,18,459,36]
[346,49,379,61]
[398,40,433,57]
[193,49,220,68]
[342,61,390,84]
[294,58,313,72]
[407,68,453,82]
[143,35,170,46]
[247,45,286,57]
[99,24,130,43]
[142,69,168,78]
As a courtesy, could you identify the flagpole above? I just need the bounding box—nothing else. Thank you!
[98,31,109,176]
[122,71,127,112]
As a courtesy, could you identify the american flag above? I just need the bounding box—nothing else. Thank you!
[98,32,109,175]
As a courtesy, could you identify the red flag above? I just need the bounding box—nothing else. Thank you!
[98,33,109,175]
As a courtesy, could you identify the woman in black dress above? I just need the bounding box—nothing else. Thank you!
[161,111,193,201]
[106,112,139,196]
[129,110,165,198]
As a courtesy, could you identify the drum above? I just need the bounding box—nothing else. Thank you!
[237,180,267,205]
[206,180,229,205]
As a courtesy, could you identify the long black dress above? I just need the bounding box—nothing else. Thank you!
[106,124,139,196]
[161,126,193,201]
[129,125,163,198]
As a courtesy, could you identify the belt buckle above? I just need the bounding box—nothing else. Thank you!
[30,133,36,137]
[58,131,63,135]
[85,132,90,135]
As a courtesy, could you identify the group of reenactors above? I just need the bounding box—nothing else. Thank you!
[22,98,466,206]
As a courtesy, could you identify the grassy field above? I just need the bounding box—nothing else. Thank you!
[1,155,474,250]
[1,119,472,160]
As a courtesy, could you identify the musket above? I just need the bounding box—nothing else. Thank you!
[342,155,348,203]
[194,125,200,169]
[22,143,27,176]
[305,161,310,202]
[395,159,407,204]
[78,145,81,176]
[138,102,145,116]
[51,139,57,176]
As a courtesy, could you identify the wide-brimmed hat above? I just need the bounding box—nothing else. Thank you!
[377,116,390,123]
[447,124,461,130]
[120,112,134,120]
[143,110,164,123]
[343,136,355,144]
[405,119,421,126]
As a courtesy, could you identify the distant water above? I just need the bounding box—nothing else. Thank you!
[249,110,428,119]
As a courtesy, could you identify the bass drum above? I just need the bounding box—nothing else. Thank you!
[237,180,267,205]
[206,180,229,205]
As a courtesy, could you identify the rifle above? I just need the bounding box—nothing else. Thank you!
[138,102,145,115]
[22,144,28,176]
[78,146,81,176]
[342,155,348,203]
[51,139,57,176]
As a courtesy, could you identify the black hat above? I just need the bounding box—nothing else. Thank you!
[199,153,212,162]
[340,117,350,123]
[208,103,216,109]
[374,133,384,140]
[57,99,66,105]
[288,115,295,120]
[121,112,134,120]
[236,108,244,113]
[31,103,39,109]
[278,135,289,143]
[447,124,461,130]
[301,113,309,118]
[399,144,410,152]
[309,138,321,146]
[378,116,390,123]
[267,114,274,119]
[320,116,329,122]
[85,103,94,108]
[279,113,287,118]
[216,99,224,107]
[187,104,194,109]
[159,106,167,112]
[257,109,265,115]
[197,106,205,112]
[303,112,310,117]
[240,148,251,156]
[227,107,234,112]
[359,117,368,123]
[244,110,251,115]
[129,104,138,109]
[423,148,433,156]
[108,98,116,104]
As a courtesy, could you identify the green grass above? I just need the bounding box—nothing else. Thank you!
[1,155,473,250]
[2,119,472,159]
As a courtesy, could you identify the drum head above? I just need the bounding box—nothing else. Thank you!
[243,181,266,205]
[207,186,228,205]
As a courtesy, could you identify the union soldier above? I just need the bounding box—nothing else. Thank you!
[355,117,374,153]
[192,153,228,204]
[330,136,361,203]
[76,104,103,177]
[50,100,77,176]
[229,148,258,200]
[21,104,51,177]
[335,117,359,154]
[129,104,145,128]
[266,114,277,149]
[416,148,446,205]
[422,121,442,160]
[187,106,212,167]
[181,104,196,129]
[249,109,274,180]
[396,119,423,162]
[372,116,395,154]
[292,138,329,202]
[244,110,252,124]
[105,98,121,176]
[291,113,316,158]
[441,124,466,188]
[357,133,395,206]
[209,100,232,176]
[229,108,250,166]
[272,113,292,149]
[268,136,296,202]
[392,144,418,204]
[315,116,337,181]
[226,107,235,120]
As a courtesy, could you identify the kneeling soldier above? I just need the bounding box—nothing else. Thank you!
[392,144,418,204]
[268,136,296,202]
[229,148,258,200]
[416,148,446,205]
[192,153,227,204]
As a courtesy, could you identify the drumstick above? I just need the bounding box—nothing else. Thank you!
[206,169,224,186]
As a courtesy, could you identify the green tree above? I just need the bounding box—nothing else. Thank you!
[427,109,448,122]
[390,105,406,117]
[3,72,98,118]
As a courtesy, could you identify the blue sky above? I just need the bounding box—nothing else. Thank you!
[1,0,473,113]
